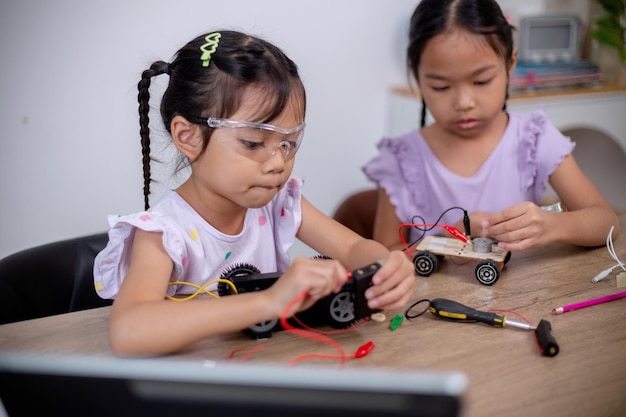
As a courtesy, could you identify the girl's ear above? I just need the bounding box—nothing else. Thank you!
[508,48,518,79]
[171,115,203,160]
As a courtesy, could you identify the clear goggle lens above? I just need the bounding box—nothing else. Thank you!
[207,118,305,162]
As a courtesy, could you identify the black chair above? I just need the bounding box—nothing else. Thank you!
[0,233,113,325]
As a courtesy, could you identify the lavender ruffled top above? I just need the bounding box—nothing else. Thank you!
[363,108,574,242]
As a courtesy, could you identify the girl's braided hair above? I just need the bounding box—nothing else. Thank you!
[137,30,306,209]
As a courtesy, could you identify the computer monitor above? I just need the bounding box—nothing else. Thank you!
[518,15,581,63]
[0,351,466,417]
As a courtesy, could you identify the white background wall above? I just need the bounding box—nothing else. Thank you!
[0,0,416,258]
[0,0,589,259]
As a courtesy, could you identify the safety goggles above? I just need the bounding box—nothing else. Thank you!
[197,117,305,162]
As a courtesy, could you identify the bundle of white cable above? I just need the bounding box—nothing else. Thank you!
[591,226,626,283]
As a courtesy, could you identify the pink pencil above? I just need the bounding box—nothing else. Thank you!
[552,290,626,314]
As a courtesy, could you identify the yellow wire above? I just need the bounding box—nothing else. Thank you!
[166,279,238,301]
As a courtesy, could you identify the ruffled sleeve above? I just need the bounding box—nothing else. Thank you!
[516,108,575,201]
[93,211,187,299]
[363,131,428,222]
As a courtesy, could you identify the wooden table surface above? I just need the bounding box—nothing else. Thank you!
[1,213,625,417]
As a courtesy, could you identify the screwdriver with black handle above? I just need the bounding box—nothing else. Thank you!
[428,298,559,356]
[428,298,536,330]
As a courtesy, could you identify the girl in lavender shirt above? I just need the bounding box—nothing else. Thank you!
[364,0,618,252]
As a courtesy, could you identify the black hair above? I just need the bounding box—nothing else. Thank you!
[137,30,306,209]
[407,0,515,127]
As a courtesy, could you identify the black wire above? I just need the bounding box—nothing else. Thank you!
[406,206,468,247]
[405,299,431,320]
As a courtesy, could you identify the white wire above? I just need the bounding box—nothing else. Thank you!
[592,226,625,283]
[607,226,626,272]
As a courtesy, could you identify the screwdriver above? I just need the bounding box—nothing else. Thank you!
[428,298,536,330]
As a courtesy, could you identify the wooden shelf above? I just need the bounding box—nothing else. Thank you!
[387,83,626,158]
[391,83,626,102]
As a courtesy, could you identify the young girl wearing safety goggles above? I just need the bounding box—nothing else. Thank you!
[93,30,415,356]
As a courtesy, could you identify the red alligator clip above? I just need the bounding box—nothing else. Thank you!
[442,225,469,243]
[354,341,375,358]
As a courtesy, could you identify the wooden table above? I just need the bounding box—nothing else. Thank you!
[1,214,625,417]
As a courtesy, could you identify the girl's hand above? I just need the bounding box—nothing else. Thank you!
[456,211,491,239]
[482,202,553,251]
[364,251,415,311]
[266,256,348,318]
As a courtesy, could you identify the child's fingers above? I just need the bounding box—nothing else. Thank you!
[273,257,347,314]
[365,251,415,307]
[370,252,410,287]
[482,219,490,237]
[368,277,415,310]
[304,259,347,299]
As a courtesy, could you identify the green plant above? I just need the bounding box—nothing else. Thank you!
[591,0,626,66]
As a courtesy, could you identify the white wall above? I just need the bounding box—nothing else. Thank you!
[0,0,417,258]
[0,0,587,259]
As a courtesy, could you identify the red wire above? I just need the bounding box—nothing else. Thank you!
[398,223,467,253]
[238,343,267,363]
[226,347,246,361]
[288,353,357,367]
[491,308,547,355]
[226,344,267,363]
[489,309,532,324]
[288,313,371,335]
[228,292,375,366]
[280,292,348,368]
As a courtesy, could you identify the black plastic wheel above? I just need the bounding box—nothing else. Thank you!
[323,288,357,329]
[413,251,438,276]
[475,259,501,285]
[243,318,280,339]
[217,263,260,296]
[217,263,281,338]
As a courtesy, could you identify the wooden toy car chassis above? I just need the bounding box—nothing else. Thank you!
[411,235,511,285]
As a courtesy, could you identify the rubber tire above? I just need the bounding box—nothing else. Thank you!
[475,259,501,285]
[323,289,357,329]
[413,251,439,277]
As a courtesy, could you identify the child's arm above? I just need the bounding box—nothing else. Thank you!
[297,196,415,312]
[484,154,619,250]
[371,188,409,252]
[109,229,348,357]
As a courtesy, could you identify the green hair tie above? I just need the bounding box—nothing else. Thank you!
[200,32,221,67]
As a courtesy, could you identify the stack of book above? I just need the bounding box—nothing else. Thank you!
[511,61,603,93]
